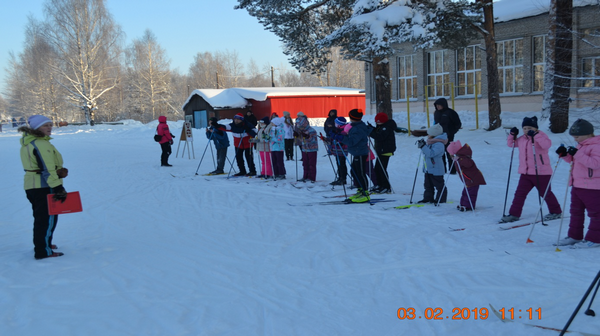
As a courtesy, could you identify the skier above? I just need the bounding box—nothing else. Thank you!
[19,115,68,259]
[282,111,294,161]
[338,109,371,203]
[327,117,349,185]
[251,117,272,179]
[323,109,338,138]
[156,115,174,167]
[206,117,230,175]
[447,141,486,211]
[368,112,397,194]
[500,116,562,223]
[294,113,318,182]
[224,113,257,176]
[555,119,600,248]
[269,117,287,179]
[417,123,448,204]
[433,98,462,174]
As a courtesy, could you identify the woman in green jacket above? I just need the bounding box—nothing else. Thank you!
[19,115,68,260]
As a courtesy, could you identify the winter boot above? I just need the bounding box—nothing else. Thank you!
[233,171,246,177]
[351,192,371,203]
[499,215,520,223]
[543,213,562,221]
[553,237,582,246]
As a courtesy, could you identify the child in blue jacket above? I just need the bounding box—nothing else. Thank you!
[207,117,230,175]
[418,124,448,204]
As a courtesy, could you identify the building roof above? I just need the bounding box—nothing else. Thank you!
[182,87,364,110]
[495,0,596,23]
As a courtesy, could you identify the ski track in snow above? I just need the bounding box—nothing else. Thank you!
[1,112,599,335]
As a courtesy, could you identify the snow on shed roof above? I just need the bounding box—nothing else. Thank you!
[494,0,596,23]
[182,87,364,110]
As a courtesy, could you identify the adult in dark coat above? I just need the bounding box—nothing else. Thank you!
[323,109,338,138]
[245,110,258,127]
[433,98,462,174]
[368,113,397,193]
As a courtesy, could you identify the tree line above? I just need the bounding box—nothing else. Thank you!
[1,0,364,125]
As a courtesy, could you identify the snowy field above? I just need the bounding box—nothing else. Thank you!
[1,109,599,336]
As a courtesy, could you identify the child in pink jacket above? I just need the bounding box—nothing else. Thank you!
[500,116,562,223]
[555,119,600,248]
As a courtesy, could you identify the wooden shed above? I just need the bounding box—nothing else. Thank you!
[182,87,365,128]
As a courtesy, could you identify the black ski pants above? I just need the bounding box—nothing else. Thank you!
[423,173,447,203]
[26,187,58,259]
[235,147,256,174]
[160,142,172,165]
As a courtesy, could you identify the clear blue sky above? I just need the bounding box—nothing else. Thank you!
[0,0,292,95]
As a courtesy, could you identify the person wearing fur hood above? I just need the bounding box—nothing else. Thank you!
[19,115,68,260]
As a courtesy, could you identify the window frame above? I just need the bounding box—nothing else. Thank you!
[497,38,524,94]
[456,45,482,97]
[427,49,450,98]
[396,55,418,100]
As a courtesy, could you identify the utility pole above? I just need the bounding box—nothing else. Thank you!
[216,72,220,89]
[271,66,275,87]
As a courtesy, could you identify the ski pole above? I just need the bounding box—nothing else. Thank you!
[555,163,572,251]
[409,151,422,204]
[527,158,563,243]
[294,135,298,181]
[334,140,349,198]
[559,270,600,336]
[454,155,475,211]
[530,134,546,226]
[195,130,215,175]
[319,133,338,182]
[436,158,455,207]
[368,137,394,194]
[227,132,244,178]
[503,140,517,217]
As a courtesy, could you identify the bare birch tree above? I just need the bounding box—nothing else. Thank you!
[124,29,173,122]
[42,0,123,125]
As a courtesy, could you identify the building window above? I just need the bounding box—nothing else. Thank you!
[427,50,450,97]
[456,45,481,96]
[397,55,417,100]
[497,39,524,93]
[533,35,546,92]
[582,57,600,87]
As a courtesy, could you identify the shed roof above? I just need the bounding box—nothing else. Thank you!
[182,87,364,110]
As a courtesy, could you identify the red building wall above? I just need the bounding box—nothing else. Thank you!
[250,95,366,120]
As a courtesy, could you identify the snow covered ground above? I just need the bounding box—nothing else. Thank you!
[1,110,599,336]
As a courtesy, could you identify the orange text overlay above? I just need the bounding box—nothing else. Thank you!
[397,307,490,320]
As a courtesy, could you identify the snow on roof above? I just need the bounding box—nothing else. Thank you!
[494,0,597,23]
[182,87,364,110]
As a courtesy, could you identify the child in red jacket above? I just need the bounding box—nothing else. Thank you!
[447,141,486,211]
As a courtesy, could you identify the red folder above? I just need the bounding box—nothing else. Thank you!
[47,191,83,215]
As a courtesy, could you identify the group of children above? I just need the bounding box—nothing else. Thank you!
[204,107,600,248]
[418,113,599,249]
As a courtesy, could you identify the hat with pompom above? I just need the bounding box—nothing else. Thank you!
[234,113,244,120]
[348,109,363,121]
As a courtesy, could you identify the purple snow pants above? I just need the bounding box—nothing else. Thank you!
[568,187,600,243]
[460,185,480,209]
[302,151,317,181]
[509,174,562,217]
[271,151,286,177]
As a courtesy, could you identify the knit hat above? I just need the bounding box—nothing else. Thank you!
[375,113,389,124]
[283,111,290,117]
[209,117,218,123]
[260,116,270,126]
[329,109,338,117]
[348,109,363,121]
[28,115,52,130]
[297,111,305,118]
[234,113,244,120]
[522,116,538,129]
[569,119,595,136]
[334,116,347,127]
[446,140,462,156]
[427,124,443,137]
